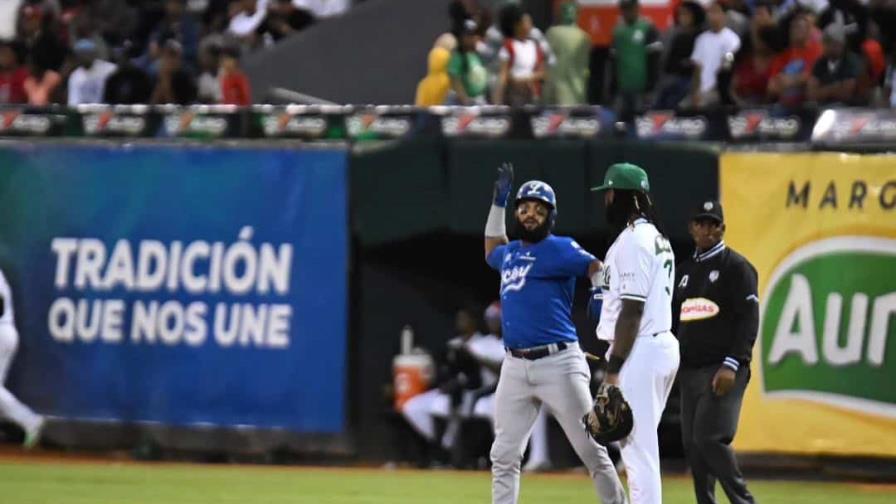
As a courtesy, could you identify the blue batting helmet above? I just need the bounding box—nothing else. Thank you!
[515,180,557,211]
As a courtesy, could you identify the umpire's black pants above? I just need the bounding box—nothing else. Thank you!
[679,364,755,504]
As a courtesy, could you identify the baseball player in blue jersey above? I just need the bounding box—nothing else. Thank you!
[484,163,626,504]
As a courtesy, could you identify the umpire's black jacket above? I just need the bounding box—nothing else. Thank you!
[672,241,759,372]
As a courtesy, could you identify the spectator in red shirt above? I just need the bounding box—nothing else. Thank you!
[856,20,886,104]
[732,7,784,105]
[766,12,822,107]
[218,47,251,105]
[0,41,28,104]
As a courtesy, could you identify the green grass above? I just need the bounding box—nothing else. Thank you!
[0,461,893,503]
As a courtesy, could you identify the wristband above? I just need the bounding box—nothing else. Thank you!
[723,357,740,372]
[607,354,626,374]
[485,204,506,237]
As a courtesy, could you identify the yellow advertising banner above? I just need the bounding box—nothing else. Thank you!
[721,152,896,456]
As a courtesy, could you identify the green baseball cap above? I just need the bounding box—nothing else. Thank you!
[590,162,650,192]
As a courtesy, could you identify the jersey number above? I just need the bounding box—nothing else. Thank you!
[655,236,674,295]
[663,259,673,295]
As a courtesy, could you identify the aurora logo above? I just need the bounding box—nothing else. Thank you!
[760,236,896,417]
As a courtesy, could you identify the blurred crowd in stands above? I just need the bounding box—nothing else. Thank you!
[0,0,348,107]
[417,0,896,116]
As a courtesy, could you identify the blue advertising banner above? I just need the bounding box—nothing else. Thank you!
[0,144,348,433]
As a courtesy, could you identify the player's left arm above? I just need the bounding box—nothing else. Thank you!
[485,163,513,261]
[713,258,760,395]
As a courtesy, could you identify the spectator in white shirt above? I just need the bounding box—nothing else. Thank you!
[228,0,270,48]
[0,0,23,41]
[492,4,547,106]
[689,2,741,106]
[67,39,117,105]
[291,0,348,18]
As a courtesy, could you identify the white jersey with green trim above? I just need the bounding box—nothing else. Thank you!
[596,218,675,341]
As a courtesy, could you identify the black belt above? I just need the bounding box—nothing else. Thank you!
[508,342,568,361]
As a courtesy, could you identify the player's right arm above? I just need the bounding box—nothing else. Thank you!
[606,237,653,384]
[484,163,513,261]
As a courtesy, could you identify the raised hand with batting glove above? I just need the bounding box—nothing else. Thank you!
[485,163,513,247]
[493,162,514,208]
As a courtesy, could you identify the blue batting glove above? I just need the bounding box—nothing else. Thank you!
[588,287,604,323]
[493,162,514,208]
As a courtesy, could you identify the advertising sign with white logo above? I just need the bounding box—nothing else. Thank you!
[722,152,896,456]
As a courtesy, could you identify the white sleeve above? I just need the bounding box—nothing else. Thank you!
[67,71,81,106]
[467,338,505,366]
[615,237,652,302]
[105,62,118,79]
[727,30,741,54]
[498,45,510,62]
[690,35,705,65]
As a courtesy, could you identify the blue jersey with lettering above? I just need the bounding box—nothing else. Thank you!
[486,235,595,349]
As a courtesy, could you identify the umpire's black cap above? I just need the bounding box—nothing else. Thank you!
[692,200,724,223]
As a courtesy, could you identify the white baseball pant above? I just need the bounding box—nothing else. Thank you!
[613,331,680,504]
[0,324,42,436]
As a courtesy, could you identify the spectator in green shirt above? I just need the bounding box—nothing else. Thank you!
[448,19,489,105]
[544,2,590,105]
[612,0,662,119]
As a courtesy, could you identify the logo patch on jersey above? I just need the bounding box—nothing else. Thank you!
[709,270,720,283]
[599,265,611,290]
[501,263,533,294]
[679,274,689,289]
[680,297,720,321]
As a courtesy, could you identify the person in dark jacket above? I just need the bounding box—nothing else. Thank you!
[672,200,758,504]
[655,1,705,109]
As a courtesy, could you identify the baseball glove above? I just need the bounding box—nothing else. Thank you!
[582,383,633,445]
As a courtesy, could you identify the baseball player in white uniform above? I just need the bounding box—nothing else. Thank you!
[591,163,680,504]
[0,268,44,448]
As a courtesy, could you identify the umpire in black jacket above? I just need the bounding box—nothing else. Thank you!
[672,201,758,504]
